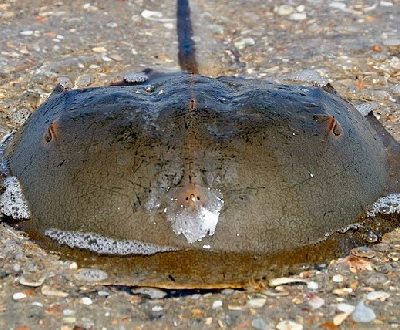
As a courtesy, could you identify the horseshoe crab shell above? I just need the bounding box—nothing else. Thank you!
[1,71,399,287]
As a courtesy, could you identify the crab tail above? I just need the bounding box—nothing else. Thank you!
[177,0,199,74]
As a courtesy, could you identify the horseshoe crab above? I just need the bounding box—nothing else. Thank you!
[1,0,399,288]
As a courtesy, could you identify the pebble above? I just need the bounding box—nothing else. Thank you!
[13,292,27,300]
[276,320,303,330]
[362,273,388,287]
[351,246,376,259]
[63,309,75,316]
[20,30,34,36]
[337,303,355,314]
[333,313,349,326]
[287,69,325,84]
[106,22,118,28]
[289,13,307,21]
[234,38,255,50]
[92,46,107,53]
[19,274,46,287]
[276,5,294,16]
[41,285,69,297]
[212,300,223,309]
[352,301,376,323]
[246,297,266,309]
[81,297,93,305]
[141,10,163,21]
[307,294,325,309]
[269,277,307,287]
[75,75,93,88]
[221,289,234,295]
[329,2,347,10]
[57,77,73,89]
[97,290,110,297]
[110,54,123,62]
[366,291,390,301]
[383,39,400,46]
[151,305,163,312]
[333,288,353,296]
[252,316,268,330]
[332,274,344,283]
[306,281,319,290]
[131,287,167,299]
[74,268,108,282]
[63,317,76,324]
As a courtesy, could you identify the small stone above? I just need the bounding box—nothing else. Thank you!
[269,277,307,287]
[19,274,46,287]
[306,281,318,290]
[234,38,255,50]
[383,39,400,47]
[141,10,163,21]
[75,75,93,88]
[102,55,112,62]
[307,294,325,309]
[20,30,34,36]
[92,46,107,53]
[106,22,118,28]
[63,317,76,324]
[57,77,72,89]
[221,289,234,295]
[252,316,268,330]
[332,274,344,283]
[351,246,376,259]
[131,287,167,299]
[110,54,123,62]
[276,320,303,330]
[366,291,390,301]
[41,285,69,297]
[68,261,78,270]
[296,5,305,12]
[276,5,294,16]
[75,268,108,282]
[31,301,43,307]
[263,289,289,297]
[289,13,306,20]
[329,2,347,10]
[212,300,223,309]
[337,303,355,314]
[362,273,388,286]
[97,290,109,297]
[151,305,163,312]
[80,297,92,305]
[333,313,349,326]
[246,297,266,309]
[333,288,353,296]
[13,292,27,300]
[352,301,376,323]
[63,309,75,316]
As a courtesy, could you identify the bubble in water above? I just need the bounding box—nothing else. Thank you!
[44,229,177,255]
[368,194,400,217]
[164,186,224,243]
[0,176,31,219]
